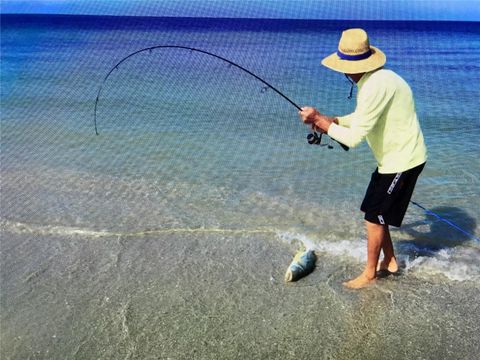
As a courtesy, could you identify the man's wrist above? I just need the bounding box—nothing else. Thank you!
[313,115,335,132]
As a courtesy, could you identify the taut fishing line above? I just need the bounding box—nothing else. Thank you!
[93,44,477,241]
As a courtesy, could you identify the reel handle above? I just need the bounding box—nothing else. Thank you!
[307,132,349,151]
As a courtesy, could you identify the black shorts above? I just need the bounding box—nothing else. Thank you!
[361,163,425,227]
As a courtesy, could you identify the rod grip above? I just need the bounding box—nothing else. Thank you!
[337,141,349,151]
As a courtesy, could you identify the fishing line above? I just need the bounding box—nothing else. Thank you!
[409,201,480,241]
[93,45,348,151]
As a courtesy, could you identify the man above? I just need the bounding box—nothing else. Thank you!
[299,28,427,289]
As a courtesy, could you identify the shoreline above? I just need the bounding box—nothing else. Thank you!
[2,229,479,359]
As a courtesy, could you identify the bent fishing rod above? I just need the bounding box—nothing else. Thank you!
[92,46,480,241]
[93,45,349,151]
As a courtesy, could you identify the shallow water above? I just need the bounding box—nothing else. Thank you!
[1,15,479,358]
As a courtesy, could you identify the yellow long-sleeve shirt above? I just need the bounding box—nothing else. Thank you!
[328,69,427,174]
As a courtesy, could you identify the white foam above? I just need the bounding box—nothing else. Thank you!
[277,231,366,261]
[404,247,480,282]
[277,230,480,282]
[0,219,277,239]
[1,219,115,238]
[3,220,478,282]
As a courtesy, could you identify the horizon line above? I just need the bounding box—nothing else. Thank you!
[1,13,479,23]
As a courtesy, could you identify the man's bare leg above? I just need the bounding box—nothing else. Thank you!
[343,220,388,289]
[377,227,399,273]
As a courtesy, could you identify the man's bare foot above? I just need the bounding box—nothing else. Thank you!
[343,272,376,289]
[376,257,399,273]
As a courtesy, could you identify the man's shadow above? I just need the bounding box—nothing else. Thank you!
[396,206,477,259]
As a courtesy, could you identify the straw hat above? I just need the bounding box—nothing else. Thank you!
[321,28,386,74]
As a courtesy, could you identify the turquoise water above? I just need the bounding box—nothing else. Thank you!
[1,15,480,358]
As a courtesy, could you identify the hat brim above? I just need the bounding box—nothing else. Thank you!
[321,46,386,74]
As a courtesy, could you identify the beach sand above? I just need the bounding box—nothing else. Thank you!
[2,228,479,359]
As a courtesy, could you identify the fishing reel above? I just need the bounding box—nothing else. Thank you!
[307,131,334,149]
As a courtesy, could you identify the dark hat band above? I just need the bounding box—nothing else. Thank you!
[337,48,372,61]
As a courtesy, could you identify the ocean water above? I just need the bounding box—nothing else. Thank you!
[1,15,479,359]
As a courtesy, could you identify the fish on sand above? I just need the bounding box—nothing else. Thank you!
[284,249,317,282]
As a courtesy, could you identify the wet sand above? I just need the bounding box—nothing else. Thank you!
[1,229,479,359]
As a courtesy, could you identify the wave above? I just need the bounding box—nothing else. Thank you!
[0,219,276,238]
[278,231,480,283]
[2,219,478,282]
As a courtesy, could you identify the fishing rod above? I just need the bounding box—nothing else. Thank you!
[93,46,480,241]
[93,45,349,151]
